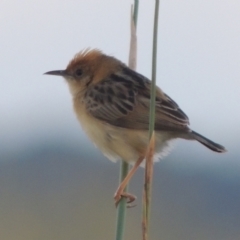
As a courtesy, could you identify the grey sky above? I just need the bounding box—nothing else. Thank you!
[0,0,239,157]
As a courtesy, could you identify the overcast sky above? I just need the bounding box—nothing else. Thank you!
[0,0,239,160]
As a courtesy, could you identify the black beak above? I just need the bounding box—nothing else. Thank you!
[44,70,68,77]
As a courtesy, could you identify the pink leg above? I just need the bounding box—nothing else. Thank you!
[114,156,145,207]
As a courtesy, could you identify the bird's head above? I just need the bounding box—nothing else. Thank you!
[44,49,122,96]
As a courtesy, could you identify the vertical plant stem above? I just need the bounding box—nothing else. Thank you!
[142,0,160,239]
[149,0,160,135]
[115,1,139,240]
[133,0,139,27]
[115,162,130,240]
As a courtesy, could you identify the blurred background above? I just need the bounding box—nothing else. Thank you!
[0,0,239,239]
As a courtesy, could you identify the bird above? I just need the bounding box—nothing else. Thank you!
[45,49,226,206]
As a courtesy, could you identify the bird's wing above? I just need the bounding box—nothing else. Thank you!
[84,67,190,131]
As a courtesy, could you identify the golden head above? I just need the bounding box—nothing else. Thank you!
[44,49,123,96]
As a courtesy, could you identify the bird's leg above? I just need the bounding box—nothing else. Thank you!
[114,156,145,207]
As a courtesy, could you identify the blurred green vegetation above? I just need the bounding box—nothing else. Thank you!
[0,140,239,240]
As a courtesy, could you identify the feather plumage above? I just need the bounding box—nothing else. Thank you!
[45,49,226,162]
[84,66,190,132]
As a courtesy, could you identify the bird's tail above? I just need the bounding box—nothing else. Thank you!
[190,131,226,153]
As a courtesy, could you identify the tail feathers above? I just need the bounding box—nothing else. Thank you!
[191,131,227,153]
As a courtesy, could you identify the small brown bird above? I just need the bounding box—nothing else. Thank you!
[45,49,226,205]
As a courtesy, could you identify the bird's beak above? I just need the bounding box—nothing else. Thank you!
[44,70,69,77]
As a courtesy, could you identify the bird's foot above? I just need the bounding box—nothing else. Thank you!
[114,191,136,208]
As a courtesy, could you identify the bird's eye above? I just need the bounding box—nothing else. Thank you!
[75,69,83,77]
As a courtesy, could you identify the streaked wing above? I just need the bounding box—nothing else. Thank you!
[84,66,190,131]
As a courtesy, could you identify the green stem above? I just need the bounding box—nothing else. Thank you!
[133,0,139,27]
[149,0,160,138]
[144,0,160,237]
[115,1,139,240]
[115,162,130,240]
